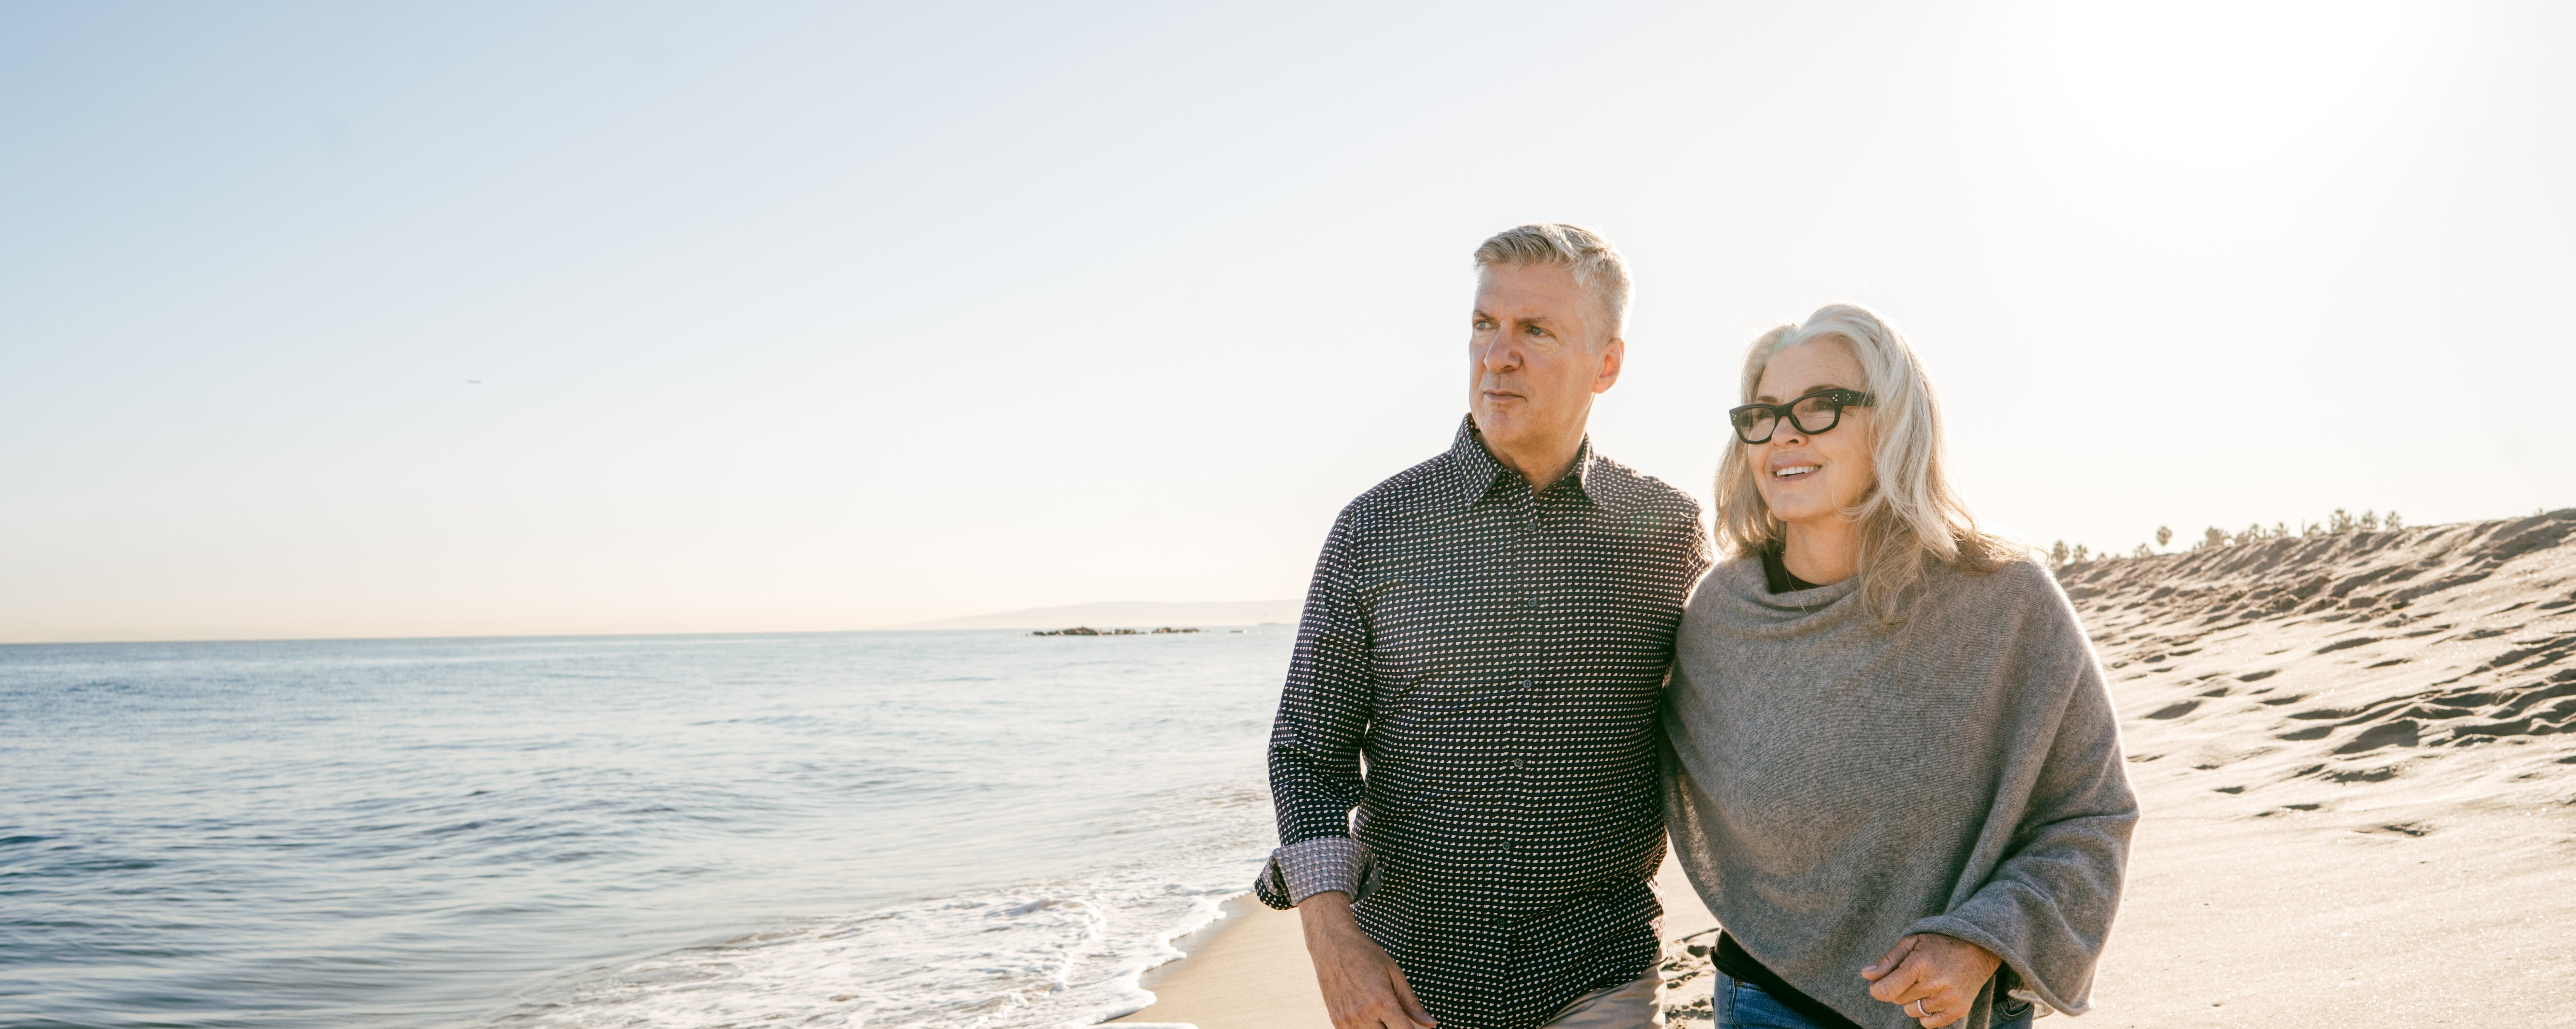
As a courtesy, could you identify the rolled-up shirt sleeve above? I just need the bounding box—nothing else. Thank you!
[1254,511,1377,909]
[1257,836,1378,907]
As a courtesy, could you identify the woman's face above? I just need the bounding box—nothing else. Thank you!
[1748,339,1876,527]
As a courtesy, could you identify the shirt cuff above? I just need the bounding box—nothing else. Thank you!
[1267,836,1376,905]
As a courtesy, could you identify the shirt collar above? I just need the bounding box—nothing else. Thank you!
[1444,414,1602,509]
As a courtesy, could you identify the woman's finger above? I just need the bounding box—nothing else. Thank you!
[1867,948,1935,1004]
[1911,980,1970,1029]
[1860,935,1919,981]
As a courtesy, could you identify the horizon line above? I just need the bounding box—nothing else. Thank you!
[0,598,1309,648]
[0,621,1305,649]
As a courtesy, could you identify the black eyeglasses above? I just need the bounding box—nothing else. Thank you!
[1727,389,1874,444]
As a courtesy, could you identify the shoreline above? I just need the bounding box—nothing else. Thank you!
[1109,892,1324,1029]
[1108,850,1720,1029]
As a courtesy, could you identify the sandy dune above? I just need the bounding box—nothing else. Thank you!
[1118,510,2576,1028]
[2073,508,2576,781]
[2042,508,2576,1023]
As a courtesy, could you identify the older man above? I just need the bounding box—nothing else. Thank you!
[1255,224,1711,1029]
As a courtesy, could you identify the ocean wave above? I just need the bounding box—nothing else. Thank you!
[1,628,1297,1028]
[481,877,1246,1029]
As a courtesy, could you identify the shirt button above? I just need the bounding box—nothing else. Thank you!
[1517,679,1534,691]
[1511,756,1527,769]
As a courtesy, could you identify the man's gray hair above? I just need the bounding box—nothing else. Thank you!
[1471,223,1632,345]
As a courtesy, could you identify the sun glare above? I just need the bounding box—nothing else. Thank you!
[2044,1,2420,185]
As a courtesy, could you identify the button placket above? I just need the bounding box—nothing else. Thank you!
[1512,516,1542,782]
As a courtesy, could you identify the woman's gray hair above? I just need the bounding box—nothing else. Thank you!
[1713,303,2020,622]
[1472,223,1631,344]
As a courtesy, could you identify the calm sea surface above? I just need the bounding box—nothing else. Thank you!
[0,628,1293,1029]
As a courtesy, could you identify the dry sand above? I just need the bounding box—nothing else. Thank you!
[1113,510,2576,1028]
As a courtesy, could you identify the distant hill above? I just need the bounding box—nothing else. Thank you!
[903,600,1303,631]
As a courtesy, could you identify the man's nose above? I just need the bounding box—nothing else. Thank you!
[1477,337,1518,374]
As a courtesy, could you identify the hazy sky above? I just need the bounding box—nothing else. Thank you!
[5,1,2570,643]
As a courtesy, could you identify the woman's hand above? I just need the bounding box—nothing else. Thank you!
[1860,933,2000,1028]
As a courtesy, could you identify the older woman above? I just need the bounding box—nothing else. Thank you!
[1662,304,2138,1029]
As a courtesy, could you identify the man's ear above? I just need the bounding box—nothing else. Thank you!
[1593,337,1625,394]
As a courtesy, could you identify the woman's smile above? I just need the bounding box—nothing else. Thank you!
[1747,339,1874,532]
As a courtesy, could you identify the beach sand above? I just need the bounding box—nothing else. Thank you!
[1111,893,1322,1029]
[1115,853,1717,1028]
[1116,511,2576,1028]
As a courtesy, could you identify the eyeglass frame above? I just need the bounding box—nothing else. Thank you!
[1726,388,1875,445]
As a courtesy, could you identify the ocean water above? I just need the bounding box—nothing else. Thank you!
[0,627,1294,1029]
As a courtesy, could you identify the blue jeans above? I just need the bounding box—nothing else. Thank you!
[1713,973,2033,1029]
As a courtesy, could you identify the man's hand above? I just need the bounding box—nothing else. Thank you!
[1860,933,2000,1029]
[1299,892,1435,1029]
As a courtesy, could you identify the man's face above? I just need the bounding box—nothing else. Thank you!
[1467,264,1623,457]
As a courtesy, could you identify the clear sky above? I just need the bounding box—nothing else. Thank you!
[4,1,2570,643]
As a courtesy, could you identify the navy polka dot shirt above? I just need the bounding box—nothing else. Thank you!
[1255,415,1710,1029]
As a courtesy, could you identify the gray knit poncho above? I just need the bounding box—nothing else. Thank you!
[1662,555,2138,1029]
